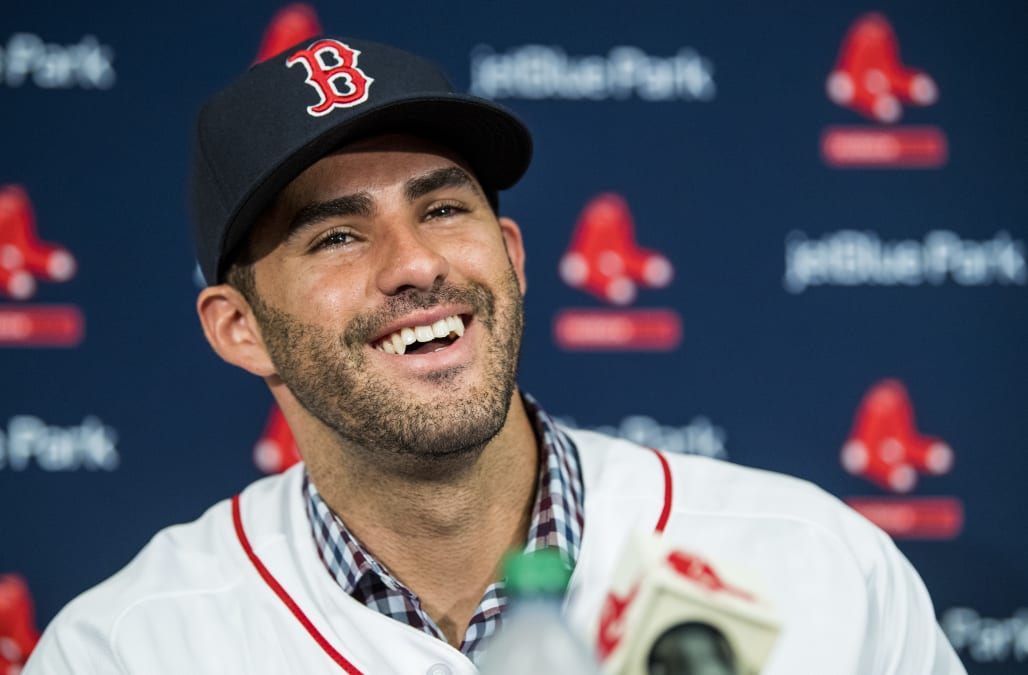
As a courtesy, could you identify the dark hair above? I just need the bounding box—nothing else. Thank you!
[224,255,258,304]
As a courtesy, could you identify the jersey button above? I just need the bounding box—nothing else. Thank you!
[426,664,452,675]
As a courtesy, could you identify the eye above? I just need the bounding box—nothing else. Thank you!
[424,201,469,221]
[310,229,357,251]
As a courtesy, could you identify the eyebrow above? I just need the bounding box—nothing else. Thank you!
[287,192,374,238]
[404,166,484,203]
[285,166,484,239]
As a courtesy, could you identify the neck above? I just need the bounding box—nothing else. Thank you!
[294,390,540,647]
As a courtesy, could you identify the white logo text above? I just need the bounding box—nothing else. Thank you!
[0,415,119,471]
[942,607,1028,663]
[784,230,1026,293]
[470,45,715,102]
[0,33,115,89]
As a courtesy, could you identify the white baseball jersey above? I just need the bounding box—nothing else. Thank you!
[25,429,965,674]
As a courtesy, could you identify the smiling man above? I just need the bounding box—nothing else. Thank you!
[25,36,965,674]
[202,133,540,648]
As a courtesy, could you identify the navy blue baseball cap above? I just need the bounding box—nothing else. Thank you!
[190,36,533,284]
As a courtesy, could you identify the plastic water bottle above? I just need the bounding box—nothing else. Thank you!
[478,549,601,674]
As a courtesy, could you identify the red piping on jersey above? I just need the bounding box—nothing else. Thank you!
[650,449,673,533]
[232,494,364,674]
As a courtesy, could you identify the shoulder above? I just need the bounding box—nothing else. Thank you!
[26,468,300,673]
[568,425,837,509]
[567,426,889,569]
[566,428,964,674]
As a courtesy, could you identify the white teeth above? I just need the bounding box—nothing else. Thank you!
[391,332,405,356]
[374,314,467,354]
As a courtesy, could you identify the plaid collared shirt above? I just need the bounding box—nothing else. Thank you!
[303,394,585,662]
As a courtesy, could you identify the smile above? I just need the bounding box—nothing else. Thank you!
[373,315,466,355]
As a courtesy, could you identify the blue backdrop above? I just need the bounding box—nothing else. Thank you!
[2,2,1026,672]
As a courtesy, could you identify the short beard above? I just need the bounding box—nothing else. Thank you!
[252,266,524,479]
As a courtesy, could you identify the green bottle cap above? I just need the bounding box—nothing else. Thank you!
[503,549,572,595]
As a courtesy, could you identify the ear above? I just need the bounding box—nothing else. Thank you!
[498,216,527,295]
[196,284,277,377]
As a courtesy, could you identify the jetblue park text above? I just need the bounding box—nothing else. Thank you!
[470,44,716,101]
[784,230,1026,293]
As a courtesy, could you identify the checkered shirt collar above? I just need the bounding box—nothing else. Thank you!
[302,393,585,659]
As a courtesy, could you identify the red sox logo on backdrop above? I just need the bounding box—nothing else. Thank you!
[841,379,953,493]
[560,194,672,306]
[821,13,947,169]
[554,194,682,352]
[840,379,963,540]
[0,574,40,674]
[0,184,83,347]
[0,185,75,301]
[287,39,374,116]
[826,13,937,124]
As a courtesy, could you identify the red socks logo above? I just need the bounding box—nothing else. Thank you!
[0,575,40,673]
[826,13,938,123]
[559,194,672,306]
[554,194,681,351]
[254,3,322,65]
[0,185,76,301]
[841,380,953,493]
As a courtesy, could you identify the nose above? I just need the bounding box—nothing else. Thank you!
[374,222,450,295]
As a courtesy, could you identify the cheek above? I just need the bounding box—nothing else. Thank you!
[275,262,368,324]
[449,230,516,278]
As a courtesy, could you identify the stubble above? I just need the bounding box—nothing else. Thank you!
[252,265,524,477]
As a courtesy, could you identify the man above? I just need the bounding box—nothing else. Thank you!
[25,36,964,674]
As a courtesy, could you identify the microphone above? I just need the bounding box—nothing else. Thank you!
[594,531,780,675]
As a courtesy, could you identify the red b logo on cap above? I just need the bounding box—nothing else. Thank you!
[286,39,374,116]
